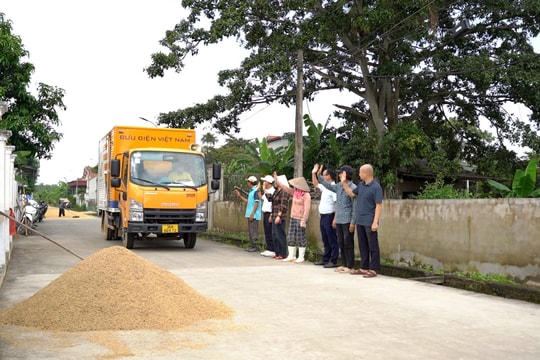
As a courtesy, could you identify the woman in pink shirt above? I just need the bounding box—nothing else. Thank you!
[275,175,311,263]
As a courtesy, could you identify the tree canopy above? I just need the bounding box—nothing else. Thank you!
[146,0,540,188]
[0,13,66,187]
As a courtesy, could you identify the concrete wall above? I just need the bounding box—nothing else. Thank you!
[211,198,540,281]
[211,200,322,248]
[381,199,540,281]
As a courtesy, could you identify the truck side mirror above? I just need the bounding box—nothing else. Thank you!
[211,179,220,191]
[212,163,221,180]
[111,159,120,177]
[111,178,121,188]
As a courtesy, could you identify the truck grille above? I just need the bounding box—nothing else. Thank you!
[143,209,196,224]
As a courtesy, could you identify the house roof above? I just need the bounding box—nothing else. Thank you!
[67,179,87,188]
[82,165,97,179]
[397,159,503,182]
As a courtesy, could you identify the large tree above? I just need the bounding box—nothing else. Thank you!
[0,13,66,180]
[146,0,540,187]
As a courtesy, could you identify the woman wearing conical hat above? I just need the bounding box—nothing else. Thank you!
[274,175,311,263]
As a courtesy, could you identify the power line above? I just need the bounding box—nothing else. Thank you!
[238,103,273,125]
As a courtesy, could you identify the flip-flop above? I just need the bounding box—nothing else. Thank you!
[350,269,368,275]
[363,270,377,278]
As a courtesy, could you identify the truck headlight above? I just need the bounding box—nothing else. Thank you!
[195,201,207,222]
[129,199,144,222]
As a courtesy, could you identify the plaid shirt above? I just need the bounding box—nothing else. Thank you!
[267,187,290,218]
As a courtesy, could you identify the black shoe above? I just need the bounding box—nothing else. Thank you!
[314,261,329,265]
[323,262,338,268]
[245,247,257,252]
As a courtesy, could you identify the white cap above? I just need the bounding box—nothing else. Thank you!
[246,175,258,183]
[261,175,274,183]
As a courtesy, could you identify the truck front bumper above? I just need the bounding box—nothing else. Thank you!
[127,222,208,234]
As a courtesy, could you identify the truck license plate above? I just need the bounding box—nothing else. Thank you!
[162,224,178,233]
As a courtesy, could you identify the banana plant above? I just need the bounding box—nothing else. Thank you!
[487,157,540,197]
[233,137,294,176]
[231,115,340,178]
[302,114,340,175]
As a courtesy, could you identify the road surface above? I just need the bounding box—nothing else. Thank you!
[1,215,539,359]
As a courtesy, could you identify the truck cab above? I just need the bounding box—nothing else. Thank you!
[98,126,220,249]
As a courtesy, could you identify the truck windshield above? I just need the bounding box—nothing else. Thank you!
[130,151,207,188]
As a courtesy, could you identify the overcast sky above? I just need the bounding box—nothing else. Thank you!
[2,0,350,185]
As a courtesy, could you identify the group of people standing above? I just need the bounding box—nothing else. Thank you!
[234,172,312,262]
[312,163,383,278]
[234,163,382,278]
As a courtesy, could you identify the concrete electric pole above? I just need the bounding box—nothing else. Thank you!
[294,49,304,178]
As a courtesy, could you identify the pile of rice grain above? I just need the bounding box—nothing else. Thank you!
[0,246,233,332]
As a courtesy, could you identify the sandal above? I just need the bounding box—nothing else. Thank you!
[334,266,345,272]
[350,269,368,275]
[337,267,351,273]
[363,270,377,278]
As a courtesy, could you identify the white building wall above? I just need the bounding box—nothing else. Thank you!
[85,176,97,210]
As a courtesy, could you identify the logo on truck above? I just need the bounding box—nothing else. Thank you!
[119,134,191,143]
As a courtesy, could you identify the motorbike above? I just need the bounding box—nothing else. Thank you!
[35,200,48,223]
[17,199,40,235]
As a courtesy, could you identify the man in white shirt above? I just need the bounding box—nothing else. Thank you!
[312,166,338,267]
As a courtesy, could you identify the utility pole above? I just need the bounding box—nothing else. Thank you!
[294,49,304,178]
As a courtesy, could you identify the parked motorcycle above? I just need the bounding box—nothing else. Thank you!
[35,200,48,223]
[17,199,40,235]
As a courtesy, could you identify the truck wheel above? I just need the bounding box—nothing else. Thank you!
[123,232,135,249]
[183,233,196,249]
[106,228,115,241]
[101,215,114,240]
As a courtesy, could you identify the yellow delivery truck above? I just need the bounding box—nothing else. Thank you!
[97,125,220,249]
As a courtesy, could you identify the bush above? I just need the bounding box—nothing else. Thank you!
[415,181,477,199]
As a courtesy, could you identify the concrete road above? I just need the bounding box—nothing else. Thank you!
[1,216,540,359]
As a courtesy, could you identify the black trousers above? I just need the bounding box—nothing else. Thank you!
[336,223,355,268]
[356,225,380,272]
[262,212,274,251]
[320,213,338,263]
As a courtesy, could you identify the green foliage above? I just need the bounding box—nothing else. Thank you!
[148,1,540,138]
[376,121,433,189]
[147,2,540,189]
[302,114,340,176]
[0,14,66,159]
[230,136,295,177]
[337,118,458,191]
[33,182,68,205]
[13,150,39,192]
[415,180,478,199]
[487,157,540,197]
[224,115,339,179]
[207,137,252,170]
[201,132,218,154]
[1,13,66,189]
[459,272,516,285]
